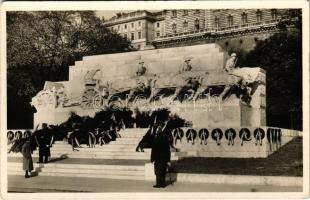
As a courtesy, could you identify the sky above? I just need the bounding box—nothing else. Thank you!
[96,10,158,20]
[96,10,132,20]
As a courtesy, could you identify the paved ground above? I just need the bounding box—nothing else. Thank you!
[9,157,149,165]
[8,175,302,193]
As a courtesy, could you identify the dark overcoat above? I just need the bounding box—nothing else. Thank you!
[151,132,171,175]
[36,129,52,157]
[21,141,33,171]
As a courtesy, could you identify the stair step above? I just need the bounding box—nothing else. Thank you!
[8,162,145,170]
[7,171,145,180]
[8,153,180,160]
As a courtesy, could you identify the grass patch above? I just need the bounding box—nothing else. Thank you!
[172,137,302,177]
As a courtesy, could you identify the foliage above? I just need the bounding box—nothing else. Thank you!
[226,11,302,130]
[243,31,302,130]
[7,11,131,128]
[134,108,189,128]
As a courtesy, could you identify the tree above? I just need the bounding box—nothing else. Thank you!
[7,11,132,128]
[243,30,302,130]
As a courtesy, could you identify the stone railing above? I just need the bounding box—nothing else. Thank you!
[154,19,282,42]
[103,11,157,26]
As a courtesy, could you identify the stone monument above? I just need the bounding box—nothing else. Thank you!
[31,43,266,129]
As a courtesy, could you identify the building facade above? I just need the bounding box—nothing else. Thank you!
[103,9,298,51]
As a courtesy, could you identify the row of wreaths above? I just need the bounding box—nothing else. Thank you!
[7,127,282,144]
[171,127,282,143]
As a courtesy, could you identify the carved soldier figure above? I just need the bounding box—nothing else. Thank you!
[136,61,147,76]
[181,58,192,73]
[225,53,238,72]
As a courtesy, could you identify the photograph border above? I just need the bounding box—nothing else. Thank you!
[1,1,309,199]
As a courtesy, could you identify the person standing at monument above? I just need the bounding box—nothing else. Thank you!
[35,123,53,163]
[151,121,171,188]
[21,136,33,178]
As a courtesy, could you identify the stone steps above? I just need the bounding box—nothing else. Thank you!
[9,153,177,160]
[8,162,145,180]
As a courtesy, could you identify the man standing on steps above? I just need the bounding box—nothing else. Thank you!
[35,123,53,163]
[151,121,171,188]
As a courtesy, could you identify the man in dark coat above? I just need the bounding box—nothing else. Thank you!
[151,121,171,188]
[35,123,53,163]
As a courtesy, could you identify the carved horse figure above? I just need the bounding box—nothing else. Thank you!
[190,67,264,105]
[219,67,264,104]
[148,74,200,104]
[126,77,154,105]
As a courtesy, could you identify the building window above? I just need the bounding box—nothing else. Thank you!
[183,10,188,16]
[118,25,120,30]
[131,23,134,28]
[137,45,141,49]
[227,15,233,27]
[215,16,220,28]
[195,9,200,14]
[138,21,141,27]
[138,32,141,39]
[156,22,160,28]
[183,20,188,32]
[289,9,299,17]
[256,10,262,22]
[183,20,188,28]
[172,10,177,18]
[156,32,160,37]
[124,24,127,29]
[194,19,200,30]
[241,12,248,25]
[131,33,135,40]
[172,23,177,34]
[271,9,277,20]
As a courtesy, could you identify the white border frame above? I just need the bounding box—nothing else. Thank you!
[0,1,309,199]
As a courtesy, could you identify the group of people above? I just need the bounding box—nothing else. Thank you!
[8,123,54,178]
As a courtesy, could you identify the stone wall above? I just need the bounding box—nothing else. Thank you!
[68,43,227,98]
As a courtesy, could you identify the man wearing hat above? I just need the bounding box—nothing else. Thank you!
[225,53,238,72]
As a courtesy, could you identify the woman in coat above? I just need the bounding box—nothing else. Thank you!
[21,138,34,178]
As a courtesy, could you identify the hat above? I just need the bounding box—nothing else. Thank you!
[184,57,192,61]
[231,53,237,57]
